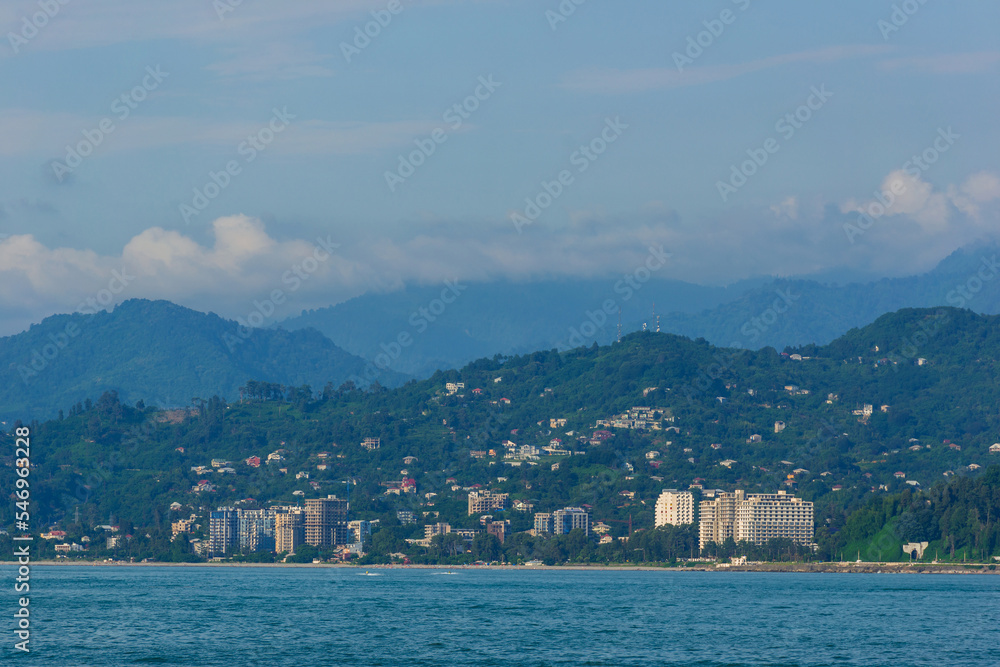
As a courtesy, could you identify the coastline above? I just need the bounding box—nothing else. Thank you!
[16,560,999,574]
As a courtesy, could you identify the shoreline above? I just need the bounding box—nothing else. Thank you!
[13,560,999,574]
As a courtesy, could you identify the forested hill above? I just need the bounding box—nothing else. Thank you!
[0,299,407,424]
[279,242,1000,377]
[2,306,999,564]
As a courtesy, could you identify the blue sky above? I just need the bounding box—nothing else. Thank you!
[0,0,998,334]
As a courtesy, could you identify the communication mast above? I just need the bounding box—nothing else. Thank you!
[617,307,622,343]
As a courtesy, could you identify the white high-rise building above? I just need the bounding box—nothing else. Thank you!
[699,490,813,552]
[654,490,695,527]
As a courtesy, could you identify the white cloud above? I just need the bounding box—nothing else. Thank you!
[0,1,456,56]
[2,172,998,335]
[205,43,336,81]
[879,51,1000,74]
[0,109,438,158]
[845,170,1000,234]
[770,196,799,221]
[561,45,890,94]
[949,171,1000,220]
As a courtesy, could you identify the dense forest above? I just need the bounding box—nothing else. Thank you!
[0,298,407,425]
[2,306,1000,565]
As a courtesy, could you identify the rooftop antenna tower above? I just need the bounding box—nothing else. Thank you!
[654,302,660,333]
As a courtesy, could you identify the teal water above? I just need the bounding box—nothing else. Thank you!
[5,565,999,666]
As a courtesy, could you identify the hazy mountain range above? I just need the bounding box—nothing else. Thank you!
[2,241,998,424]
[282,242,1000,376]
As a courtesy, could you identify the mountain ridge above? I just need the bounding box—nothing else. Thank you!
[0,298,408,424]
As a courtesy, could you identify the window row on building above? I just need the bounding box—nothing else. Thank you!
[209,496,364,556]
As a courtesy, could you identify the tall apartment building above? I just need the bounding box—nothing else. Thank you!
[304,496,350,546]
[654,490,695,527]
[468,490,510,515]
[348,520,372,545]
[698,489,740,550]
[699,490,813,552]
[533,513,552,535]
[238,509,276,552]
[274,508,304,554]
[734,492,814,545]
[209,508,239,555]
[553,507,590,535]
[535,508,591,536]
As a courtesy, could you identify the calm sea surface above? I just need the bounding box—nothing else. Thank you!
[4,565,999,666]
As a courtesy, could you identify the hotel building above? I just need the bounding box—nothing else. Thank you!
[654,490,695,527]
[699,490,813,552]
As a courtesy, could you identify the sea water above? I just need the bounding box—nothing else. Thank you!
[5,565,999,666]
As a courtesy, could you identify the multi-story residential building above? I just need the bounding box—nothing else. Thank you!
[397,510,416,525]
[452,529,478,543]
[209,508,239,555]
[536,508,591,535]
[467,490,510,515]
[654,490,695,527]
[274,508,304,555]
[348,520,372,545]
[699,490,740,551]
[486,520,510,544]
[424,523,451,540]
[304,496,350,546]
[238,509,276,552]
[699,490,813,552]
[553,507,590,535]
[361,438,381,451]
[733,492,814,545]
[171,517,197,539]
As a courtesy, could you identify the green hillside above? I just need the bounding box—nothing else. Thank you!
[0,299,408,424]
[2,306,1000,565]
